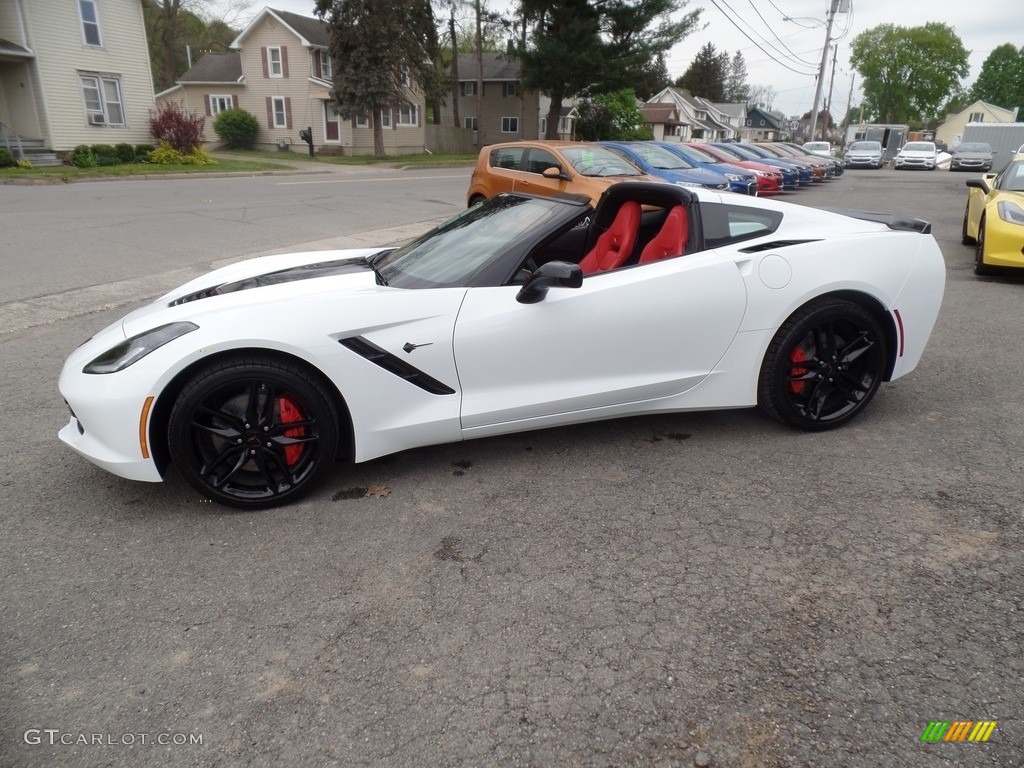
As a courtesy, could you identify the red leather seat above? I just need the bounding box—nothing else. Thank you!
[638,206,688,265]
[578,201,641,274]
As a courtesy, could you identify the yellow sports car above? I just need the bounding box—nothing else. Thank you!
[962,156,1024,275]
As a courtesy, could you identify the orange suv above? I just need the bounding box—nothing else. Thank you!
[466,140,660,207]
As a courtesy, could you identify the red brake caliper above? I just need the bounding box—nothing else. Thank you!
[789,346,808,394]
[277,396,305,466]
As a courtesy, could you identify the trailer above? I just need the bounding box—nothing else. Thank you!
[845,123,909,162]
[959,123,1024,167]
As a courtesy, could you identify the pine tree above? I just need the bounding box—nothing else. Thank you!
[676,42,726,101]
[725,51,749,103]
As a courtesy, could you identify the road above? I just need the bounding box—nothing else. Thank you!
[1,166,1022,768]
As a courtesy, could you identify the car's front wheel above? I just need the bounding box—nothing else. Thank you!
[758,300,887,431]
[168,356,340,509]
[974,215,996,276]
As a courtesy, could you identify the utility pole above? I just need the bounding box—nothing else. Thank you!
[809,0,841,142]
[823,44,839,141]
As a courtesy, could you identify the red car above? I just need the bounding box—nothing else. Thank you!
[685,142,785,195]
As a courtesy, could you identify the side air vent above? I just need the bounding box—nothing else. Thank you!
[738,239,821,253]
[339,337,455,395]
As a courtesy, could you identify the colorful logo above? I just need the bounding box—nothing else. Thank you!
[921,721,997,742]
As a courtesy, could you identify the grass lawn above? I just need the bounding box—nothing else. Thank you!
[211,148,477,168]
[0,157,298,182]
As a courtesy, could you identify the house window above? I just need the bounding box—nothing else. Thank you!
[380,110,392,129]
[398,102,418,126]
[80,74,124,125]
[319,51,332,79]
[464,116,477,131]
[461,81,477,97]
[78,0,102,46]
[356,114,369,128]
[759,119,765,126]
[400,65,411,87]
[745,118,751,126]
[503,82,519,97]
[272,96,287,127]
[968,112,984,123]
[268,47,283,77]
[210,95,233,115]
[501,116,519,133]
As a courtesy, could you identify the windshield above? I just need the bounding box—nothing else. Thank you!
[561,145,643,177]
[629,145,694,170]
[680,145,720,164]
[903,142,935,152]
[805,142,829,151]
[957,143,991,153]
[375,195,566,288]
[849,141,881,151]
[716,144,758,161]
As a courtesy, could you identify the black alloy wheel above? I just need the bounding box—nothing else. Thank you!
[974,215,996,276]
[759,300,887,431]
[168,357,340,508]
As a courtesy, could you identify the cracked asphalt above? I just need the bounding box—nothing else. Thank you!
[2,168,1022,767]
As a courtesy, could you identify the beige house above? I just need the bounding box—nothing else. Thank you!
[0,0,156,162]
[935,100,1020,149]
[157,7,425,156]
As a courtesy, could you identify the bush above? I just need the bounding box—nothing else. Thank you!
[147,141,217,166]
[148,101,205,153]
[16,158,33,169]
[90,144,119,166]
[0,147,14,167]
[115,143,136,163]
[135,144,155,162]
[213,107,260,149]
[71,145,97,168]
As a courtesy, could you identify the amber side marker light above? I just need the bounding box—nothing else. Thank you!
[139,396,155,459]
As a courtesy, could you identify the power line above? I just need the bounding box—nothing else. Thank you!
[704,0,819,76]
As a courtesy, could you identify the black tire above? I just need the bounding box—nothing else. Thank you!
[974,215,996,276]
[758,300,887,431]
[168,356,340,509]
[961,203,976,245]
[468,194,485,208]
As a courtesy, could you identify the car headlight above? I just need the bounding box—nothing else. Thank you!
[84,322,199,374]
[674,181,702,188]
[997,200,1024,226]
[724,173,743,181]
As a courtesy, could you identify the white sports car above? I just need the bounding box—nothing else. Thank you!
[59,183,945,508]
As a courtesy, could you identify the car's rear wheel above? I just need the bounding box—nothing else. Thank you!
[168,357,339,509]
[759,300,887,431]
[974,215,996,276]
[961,203,976,245]
[468,194,486,207]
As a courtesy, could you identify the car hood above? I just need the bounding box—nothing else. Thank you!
[954,152,991,159]
[121,247,384,337]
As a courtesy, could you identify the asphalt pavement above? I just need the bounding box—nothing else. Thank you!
[1,167,1021,768]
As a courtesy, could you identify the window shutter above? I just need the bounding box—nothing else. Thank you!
[231,95,237,108]
[266,96,273,127]
[281,47,289,78]
[314,52,322,78]
[204,95,211,116]
[261,47,269,78]
[285,97,292,129]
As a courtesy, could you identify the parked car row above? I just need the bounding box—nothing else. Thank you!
[467,140,843,208]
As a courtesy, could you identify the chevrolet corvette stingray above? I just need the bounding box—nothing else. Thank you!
[60,183,945,508]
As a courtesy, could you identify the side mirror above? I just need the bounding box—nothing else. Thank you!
[516,260,583,304]
[965,178,989,191]
[542,165,568,180]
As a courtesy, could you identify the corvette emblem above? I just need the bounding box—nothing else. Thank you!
[402,342,433,354]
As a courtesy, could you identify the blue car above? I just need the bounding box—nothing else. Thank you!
[599,141,729,192]
[710,142,809,188]
[650,142,758,195]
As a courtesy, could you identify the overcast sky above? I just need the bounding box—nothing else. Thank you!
[255,0,1019,117]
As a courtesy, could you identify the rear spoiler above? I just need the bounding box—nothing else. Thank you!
[823,208,932,234]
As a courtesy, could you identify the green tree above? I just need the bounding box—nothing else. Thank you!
[630,53,671,101]
[576,88,650,140]
[521,0,700,139]
[145,2,241,92]
[675,42,728,101]
[849,23,969,124]
[315,0,437,157]
[971,43,1024,114]
[724,51,749,103]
